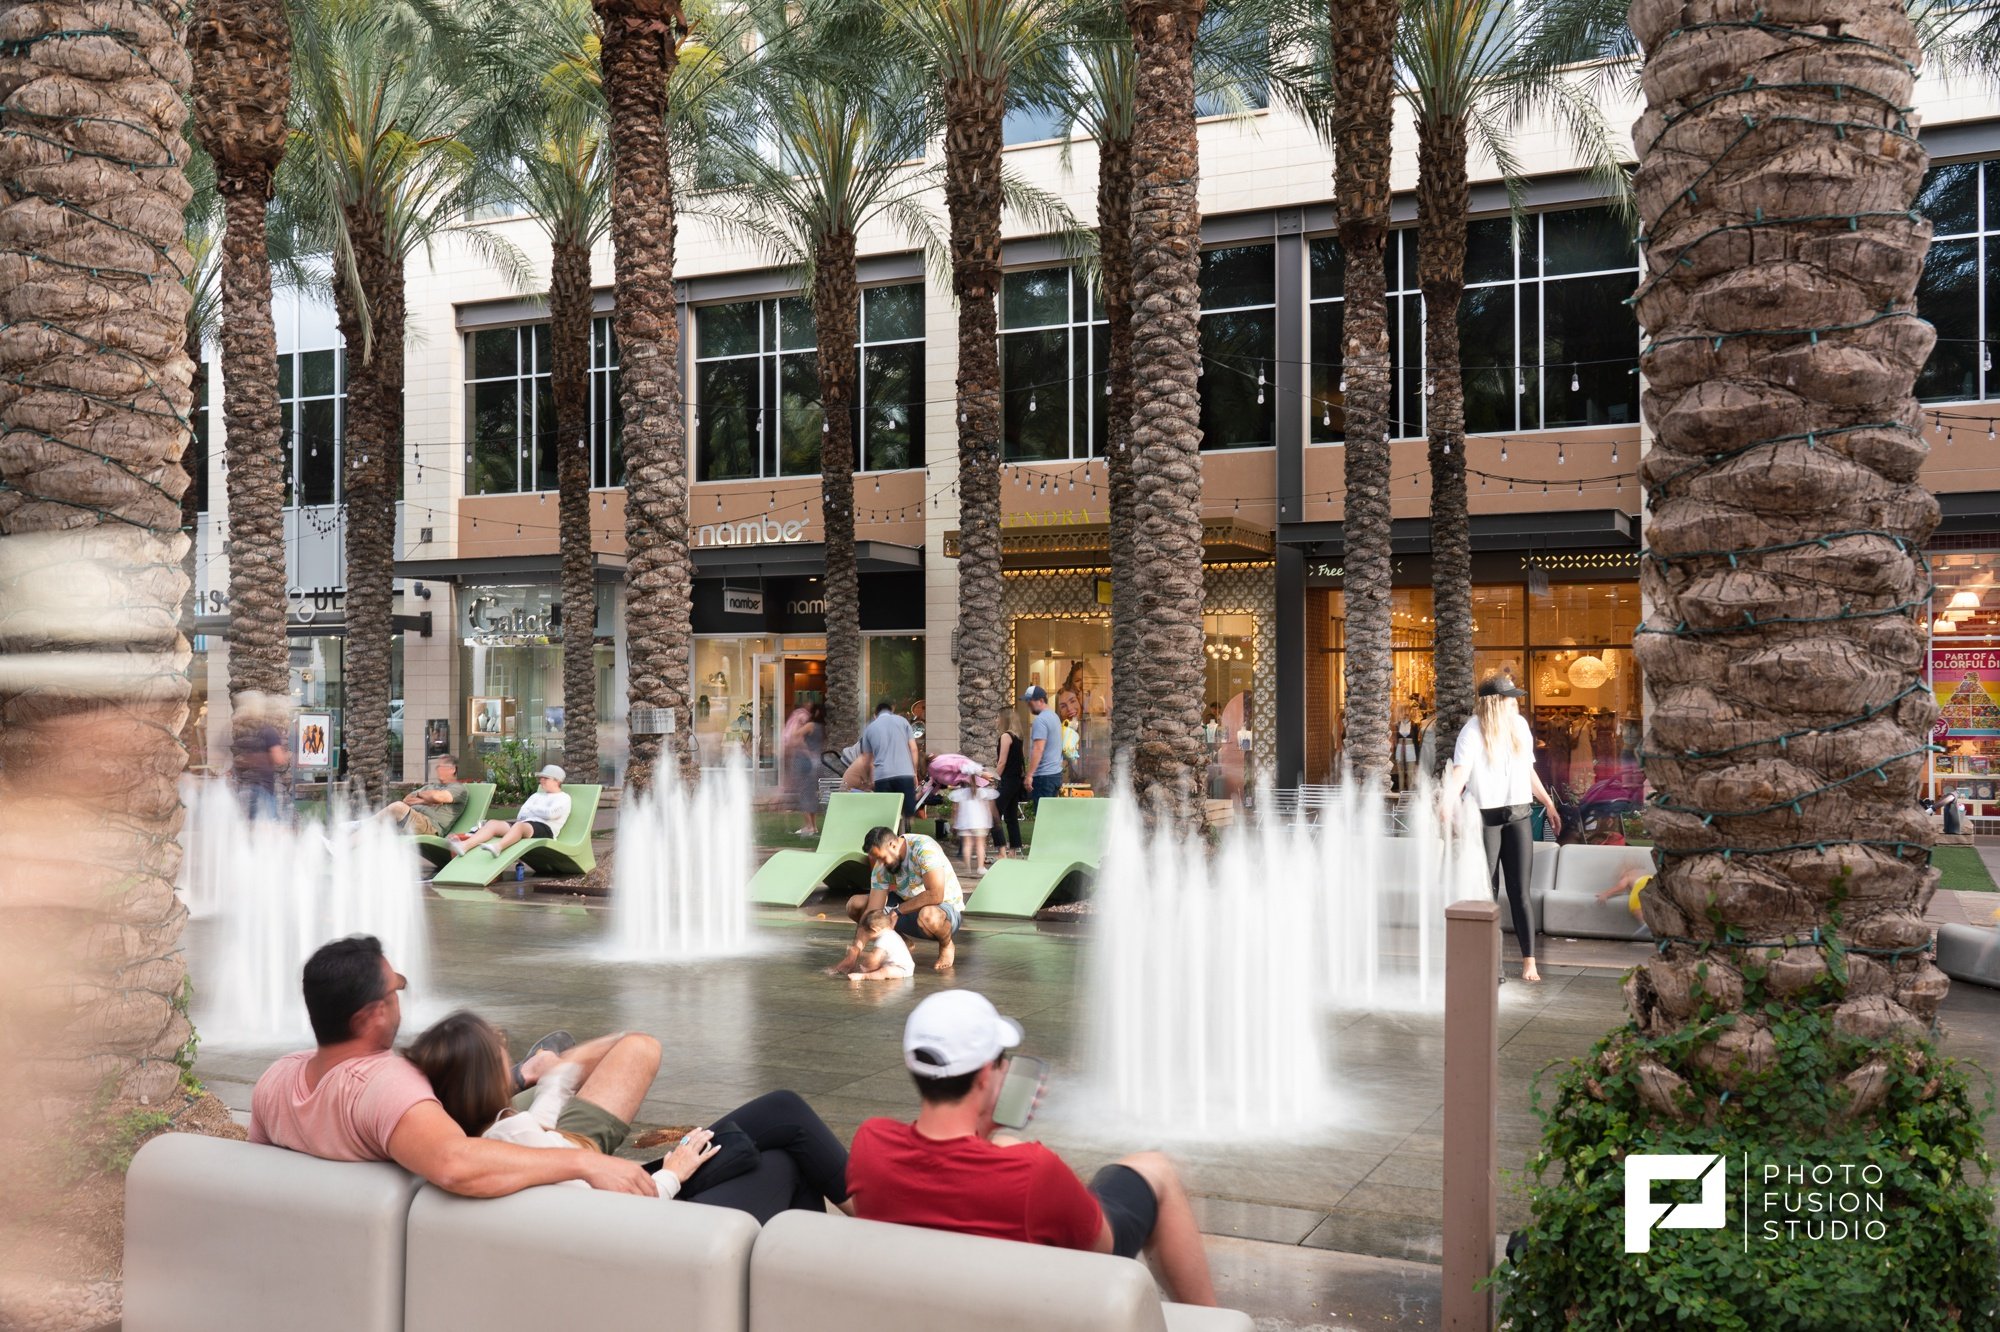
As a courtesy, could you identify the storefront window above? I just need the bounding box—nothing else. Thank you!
[692,635,829,773]
[457,585,616,781]
[1199,245,1277,449]
[1000,267,1106,462]
[1011,616,1111,788]
[1927,551,2000,821]
[1314,577,1640,798]
[864,636,925,720]
[281,346,344,507]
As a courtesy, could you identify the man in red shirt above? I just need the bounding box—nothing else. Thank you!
[845,990,1217,1305]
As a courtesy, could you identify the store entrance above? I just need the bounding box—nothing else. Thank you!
[752,652,827,771]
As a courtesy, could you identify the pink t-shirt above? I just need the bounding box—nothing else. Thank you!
[248,1049,439,1163]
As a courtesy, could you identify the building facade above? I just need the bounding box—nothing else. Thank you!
[188,68,2000,811]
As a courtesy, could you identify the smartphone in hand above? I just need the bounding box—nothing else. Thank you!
[992,1056,1048,1130]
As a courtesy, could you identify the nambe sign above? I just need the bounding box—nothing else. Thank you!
[694,517,807,547]
[723,588,764,615]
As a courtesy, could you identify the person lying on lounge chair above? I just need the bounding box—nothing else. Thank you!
[374,754,467,836]
[453,765,571,858]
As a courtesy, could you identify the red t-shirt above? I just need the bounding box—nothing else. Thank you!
[846,1118,1104,1250]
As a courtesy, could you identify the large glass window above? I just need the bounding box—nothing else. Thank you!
[281,346,344,506]
[1308,234,1424,443]
[1200,244,1278,449]
[465,316,622,495]
[1001,267,1106,461]
[1308,206,1639,443]
[1914,159,2000,403]
[694,284,923,480]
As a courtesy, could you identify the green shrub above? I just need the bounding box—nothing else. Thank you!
[488,738,541,804]
[1493,993,1999,1330]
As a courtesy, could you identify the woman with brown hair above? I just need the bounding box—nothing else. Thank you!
[405,1011,853,1221]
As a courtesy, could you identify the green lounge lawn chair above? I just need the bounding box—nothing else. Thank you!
[748,792,907,907]
[964,796,1110,918]
[429,785,602,887]
[412,784,495,869]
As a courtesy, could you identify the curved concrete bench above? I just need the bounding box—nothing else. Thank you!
[749,1209,1250,1332]
[1936,922,2000,987]
[125,1134,422,1332]
[1537,843,1657,942]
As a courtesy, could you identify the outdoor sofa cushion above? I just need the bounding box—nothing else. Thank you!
[124,1133,421,1332]
[1538,842,1658,941]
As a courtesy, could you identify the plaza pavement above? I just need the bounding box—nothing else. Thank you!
[188,886,2000,1330]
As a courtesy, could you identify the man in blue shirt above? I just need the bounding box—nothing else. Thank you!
[860,700,922,817]
[1023,687,1064,802]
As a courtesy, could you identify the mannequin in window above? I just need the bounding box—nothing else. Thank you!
[1393,703,1421,792]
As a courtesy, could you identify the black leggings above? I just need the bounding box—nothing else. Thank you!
[1480,811,1536,962]
[677,1090,849,1224]
[995,783,1023,851]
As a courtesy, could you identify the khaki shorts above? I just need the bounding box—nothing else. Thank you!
[397,808,441,836]
[509,1086,630,1155]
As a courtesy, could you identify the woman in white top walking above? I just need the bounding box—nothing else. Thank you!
[1441,675,1561,983]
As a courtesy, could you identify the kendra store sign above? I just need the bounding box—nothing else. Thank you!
[693,517,807,547]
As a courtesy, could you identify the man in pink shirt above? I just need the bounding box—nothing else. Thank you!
[249,935,654,1197]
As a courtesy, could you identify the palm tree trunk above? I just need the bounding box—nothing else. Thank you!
[1418,114,1471,777]
[1329,0,1398,788]
[0,0,198,1111]
[944,75,1006,770]
[1099,129,1139,768]
[594,0,695,793]
[215,187,290,705]
[335,208,404,799]
[1123,0,1206,822]
[550,236,599,781]
[815,233,863,753]
[1626,0,1943,1110]
[191,0,292,709]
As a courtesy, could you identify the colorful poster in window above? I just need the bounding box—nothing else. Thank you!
[1933,648,2000,736]
[296,713,332,768]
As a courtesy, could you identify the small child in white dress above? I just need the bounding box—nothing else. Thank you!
[949,776,1000,875]
[830,907,915,982]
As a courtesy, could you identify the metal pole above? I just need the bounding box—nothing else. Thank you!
[1442,899,1500,1331]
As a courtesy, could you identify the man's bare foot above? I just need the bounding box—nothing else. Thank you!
[1523,961,1543,984]
[934,940,956,971]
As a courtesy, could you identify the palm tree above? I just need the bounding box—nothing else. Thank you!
[181,145,223,651]
[882,0,1074,767]
[0,0,198,1105]
[700,34,946,752]
[470,0,615,782]
[281,0,512,796]
[592,0,700,792]
[1624,0,1944,1112]
[1058,0,1295,770]
[1328,0,1399,787]
[1397,0,1625,775]
[191,0,294,718]
[1121,0,1206,815]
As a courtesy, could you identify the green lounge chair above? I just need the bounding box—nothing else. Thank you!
[412,784,495,869]
[748,792,907,907]
[964,796,1110,918]
[429,785,602,887]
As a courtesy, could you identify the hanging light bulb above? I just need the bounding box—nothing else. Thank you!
[1570,368,1580,393]
[1425,375,1436,396]
[1322,404,1331,427]
[1337,373,1347,393]
[1611,444,1620,463]
[822,420,830,434]
[1257,383,1265,405]
[1515,370,1526,396]
[1557,445,1565,466]
[874,478,881,492]
[1985,345,1993,373]
[1499,443,1508,462]
[715,495,722,511]
[1028,391,1038,414]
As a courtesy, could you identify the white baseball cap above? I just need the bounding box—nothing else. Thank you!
[903,990,1023,1079]
[536,764,567,781]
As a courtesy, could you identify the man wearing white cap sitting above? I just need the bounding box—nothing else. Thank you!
[845,991,1217,1306]
[451,765,573,858]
